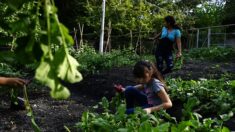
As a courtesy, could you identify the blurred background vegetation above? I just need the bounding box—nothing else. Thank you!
[1,0,234,53]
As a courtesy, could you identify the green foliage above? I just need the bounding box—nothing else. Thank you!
[72,45,154,74]
[55,0,226,50]
[185,47,235,61]
[55,0,188,49]
[0,62,22,77]
[2,0,83,99]
[76,97,169,132]
[75,95,230,131]
[176,0,208,10]
[23,85,41,132]
[0,0,30,46]
[230,80,235,88]
[168,77,235,115]
[193,1,224,27]
[173,56,184,70]
[79,0,187,32]
[223,0,235,24]
[74,46,235,74]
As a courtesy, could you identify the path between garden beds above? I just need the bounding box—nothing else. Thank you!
[0,59,235,131]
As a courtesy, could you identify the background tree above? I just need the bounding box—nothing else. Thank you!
[223,0,235,24]
[193,1,224,27]
[54,0,187,50]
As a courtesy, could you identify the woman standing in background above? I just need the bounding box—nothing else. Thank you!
[151,16,182,74]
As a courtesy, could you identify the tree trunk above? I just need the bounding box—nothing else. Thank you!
[105,20,112,52]
[78,23,84,49]
[73,27,79,50]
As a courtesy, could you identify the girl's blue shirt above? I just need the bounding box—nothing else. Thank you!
[160,27,181,42]
[144,79,164,106]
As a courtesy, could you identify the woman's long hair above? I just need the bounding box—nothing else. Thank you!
[133,60,168,91]
[164,15,181,30]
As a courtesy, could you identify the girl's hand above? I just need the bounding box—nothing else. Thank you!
[114,84,125,93]
[144,108,152,114]
[6,78,26,87]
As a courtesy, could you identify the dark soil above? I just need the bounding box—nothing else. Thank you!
[168,59,235,80]
[0,58,235,131]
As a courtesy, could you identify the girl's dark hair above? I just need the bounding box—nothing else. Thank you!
[164,15,181,30]
[133,60,168,91]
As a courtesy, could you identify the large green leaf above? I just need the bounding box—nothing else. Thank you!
[54,48,82,83]
[153,123,170,132]
[35,60,71,99]
[230,80,235,88]
[221,127,230,132]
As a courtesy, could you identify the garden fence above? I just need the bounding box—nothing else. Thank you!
[72,24,235,54]
[187,24,235,49]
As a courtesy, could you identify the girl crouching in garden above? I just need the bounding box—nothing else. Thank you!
[115,60,172,114]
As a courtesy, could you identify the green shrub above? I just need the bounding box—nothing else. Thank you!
[72,45,154,74]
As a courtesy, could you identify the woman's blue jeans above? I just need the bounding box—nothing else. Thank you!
[155,49,174,74]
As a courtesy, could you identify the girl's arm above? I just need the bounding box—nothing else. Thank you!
[133,84,144,90]
[0,77,26,87]
[176,37,182,58]
[115,84,144,92]
[144,88,172,114]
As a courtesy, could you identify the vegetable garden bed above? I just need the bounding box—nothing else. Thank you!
[1,56,235,131]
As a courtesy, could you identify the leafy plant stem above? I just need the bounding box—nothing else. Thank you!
[45,0,52,57]
[23,85,41,132]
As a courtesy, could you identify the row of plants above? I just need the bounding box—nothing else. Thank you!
[173,46,235,71]
[168,77,235,115]
[184,47,235,61]
[73,96,232,132]
[71,45,155,74]
[71,77,235,131]
[70,45,235,74]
